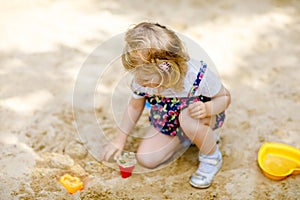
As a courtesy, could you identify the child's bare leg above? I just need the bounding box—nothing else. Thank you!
[179,108,222,188]
[179,109,216,155]
[136,126,181,169]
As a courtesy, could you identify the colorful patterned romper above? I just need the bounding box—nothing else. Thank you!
[134,61,225,143]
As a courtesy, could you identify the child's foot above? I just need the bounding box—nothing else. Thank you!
[189,148,222,188]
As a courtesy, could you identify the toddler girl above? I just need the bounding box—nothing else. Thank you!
[101,22,231,188]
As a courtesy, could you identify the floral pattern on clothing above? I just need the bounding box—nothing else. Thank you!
[133,61,225,140]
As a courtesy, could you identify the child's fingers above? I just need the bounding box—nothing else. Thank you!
[189,112,198,119]
[100,144,116,161]
[103,150,112,161]
[188,102,199,113]
[100,149,108,161]
[188,102,199,110]
[113,150,122,161]
[198,111,207,119]
[189,108,200,118]
[189,109,206,119]
[188,102,207,119]
[188,102,205,115]
[99,145,108,161]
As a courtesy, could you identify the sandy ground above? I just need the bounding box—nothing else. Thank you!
[1,0,300,199]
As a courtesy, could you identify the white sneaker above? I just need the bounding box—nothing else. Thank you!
[189,149,222,188]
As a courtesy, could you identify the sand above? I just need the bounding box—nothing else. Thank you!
[0,0,299,199]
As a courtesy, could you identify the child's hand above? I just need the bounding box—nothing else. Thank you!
[188,101,207,119]
[100,137,125,162]
[100,143,122,162]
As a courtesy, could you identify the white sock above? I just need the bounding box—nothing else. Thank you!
[199,146,221,173]
[200,145,220,159]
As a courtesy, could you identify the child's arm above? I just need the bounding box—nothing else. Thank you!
[188,85,231,119]
[100,96,146,161]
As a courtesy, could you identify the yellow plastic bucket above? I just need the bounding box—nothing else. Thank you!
[258,142,300,180]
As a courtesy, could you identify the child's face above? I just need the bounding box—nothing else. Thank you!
[135,74,161,88]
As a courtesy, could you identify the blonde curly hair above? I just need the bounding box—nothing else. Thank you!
[122,22,189,91]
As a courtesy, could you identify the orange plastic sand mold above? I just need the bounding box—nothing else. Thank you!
[58,174,84,194]
[258,142,300,180]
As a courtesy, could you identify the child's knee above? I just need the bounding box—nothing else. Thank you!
[136,153,158,169]
[179,109,209,136]
[179,108,189,125]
